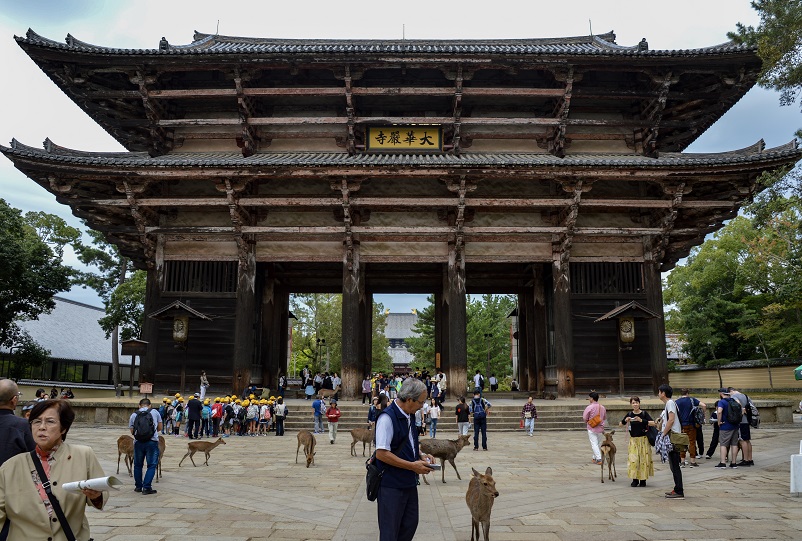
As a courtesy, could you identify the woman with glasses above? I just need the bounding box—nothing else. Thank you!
[0,399,108,540]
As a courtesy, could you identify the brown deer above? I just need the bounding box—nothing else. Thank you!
[178,437,226,467]
[465,467,499,541]
[296,430,317,467]
[155,435,165,482]
[600,430,616,483]
[116,435,134,477]
[419,434,471,484]
[317,386,340,399]
[350,425,375,457]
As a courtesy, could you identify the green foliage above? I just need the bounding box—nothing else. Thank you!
[666,199,802,364]
[289,293,391,375]
[72,229,129,302]
[0,199,72,347]
[406,294,516,377]
[3,330,50,381]
[23,211,81,259]
[98,270,146,340]
[729,1,802,111]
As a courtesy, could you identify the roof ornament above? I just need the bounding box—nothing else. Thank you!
[637,38,648,52]
[159,37,169,51]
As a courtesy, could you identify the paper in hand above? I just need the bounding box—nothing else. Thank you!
[61,476,124,493]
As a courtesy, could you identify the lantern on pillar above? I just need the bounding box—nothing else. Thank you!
[618,316,635,343]
[173,316,189,343]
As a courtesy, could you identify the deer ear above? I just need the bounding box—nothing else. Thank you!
[472,467,480,477]
[485,466,493,476]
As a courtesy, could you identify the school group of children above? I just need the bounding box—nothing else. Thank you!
[157,393,288,438]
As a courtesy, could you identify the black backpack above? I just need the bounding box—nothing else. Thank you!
[133,410,156,442]
[725,397,743,425]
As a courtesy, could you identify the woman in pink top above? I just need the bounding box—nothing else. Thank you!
[583,392,607,464]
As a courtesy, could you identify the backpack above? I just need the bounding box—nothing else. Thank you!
[236,407,247,421]
[479,375,485,389]
[692,406,705,426]
[472,398,487,420]
[725,397,743,425]
[262,407,271,421]
[745,394,760,428]
[201,406,211,420]
[133,410,156,442]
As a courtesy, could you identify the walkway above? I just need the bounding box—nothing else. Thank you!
[71,416,802,540]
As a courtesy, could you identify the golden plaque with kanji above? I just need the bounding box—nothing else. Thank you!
[367,126,442,152]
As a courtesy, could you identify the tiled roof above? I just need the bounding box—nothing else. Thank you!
[17,29,752,58]
[389,347,415,366]
[4,139,799,169]
[0,297,127,365]
[385,313,419,339]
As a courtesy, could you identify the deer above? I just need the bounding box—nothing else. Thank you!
[317,386,340,399]
[178,437,226,467]
[116,435,134,477]
[350,425,375,457]
[600,430,616,483]
[296,430,317,467]
[465,467,499,541]
[419,434,471,485]
[155,435,165,482]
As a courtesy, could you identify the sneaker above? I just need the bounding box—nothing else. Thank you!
[134,487,142,493]
[639,480,646,487]
[142,488,157,495]
[696,454,704,459]
[729,463,738,469]
[747,460,755,466]
[714,462,727,468]
[631,479,639,487]
[680,461,687,468]
[705,455,712,460]
[737,460,753,467]
[665,491,684,499]
[688,463,698,468]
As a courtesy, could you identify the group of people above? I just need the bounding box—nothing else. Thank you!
[583,384,757,500]
[300,367,341,400]
[159,392,289,439]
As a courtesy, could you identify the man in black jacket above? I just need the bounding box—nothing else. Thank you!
[0,379,35,466]
[186,392,204,439]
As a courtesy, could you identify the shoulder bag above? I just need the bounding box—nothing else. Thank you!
[30,450,79,541]
[587,405,602,428]
[365,411,410,502]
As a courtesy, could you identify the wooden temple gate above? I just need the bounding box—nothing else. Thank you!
[3,30,799,398]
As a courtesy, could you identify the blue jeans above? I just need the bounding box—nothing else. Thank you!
[473,417,488,449]
[429,418,438,438]
[524,417,535,435]
[134,439,160,490]
[314,414,324,433]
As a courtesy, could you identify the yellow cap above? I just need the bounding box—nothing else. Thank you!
[249,394,255,399]
[204,399,210,405]
[242,400,250,407]
[214,397,220,403]
[178,397,184,402]
[235,399,242,404]
[175,393,181,398]
[277,396,282,400]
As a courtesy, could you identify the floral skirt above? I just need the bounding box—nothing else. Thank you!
[627,435,655,480]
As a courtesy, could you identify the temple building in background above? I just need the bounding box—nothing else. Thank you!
[3,29,799,398]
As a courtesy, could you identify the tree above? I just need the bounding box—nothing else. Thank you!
[0,199,72,348]
[72,229,136,388]
[406,296,436,371]
[98,270,146,341]
[730,1,802,115]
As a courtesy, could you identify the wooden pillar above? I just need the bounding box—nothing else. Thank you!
[533,266,548,395]
[361,292,373,378]
[277,290,290,384]
[342,246,364,399]
[516,292,529,390]
[523,285,537,393]
[233,249,257,396]
[644,262,668,393]
[140,266,162,387]
[434,292,445,371]
[553,259,575,397]
[259,266,287,391]
[444,245,468,400]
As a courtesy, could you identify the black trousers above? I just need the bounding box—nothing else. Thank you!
[695,424,704,456]
[706,423,720,457]
[377,485,419,541]
[188,418,201,439]
[473,417,488,450]
[275,417,285,436]
[667,448,683,495]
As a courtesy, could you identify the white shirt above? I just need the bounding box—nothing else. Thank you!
[662,399,682,434]
[437,373,447,390]
[489,376,497,385]
[429,405,441,419]
[375,400,415,452]
[474,374,482,387]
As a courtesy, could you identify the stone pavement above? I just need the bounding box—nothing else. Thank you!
[74,414,802,541]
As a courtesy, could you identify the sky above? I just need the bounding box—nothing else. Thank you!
[0,0,799,312]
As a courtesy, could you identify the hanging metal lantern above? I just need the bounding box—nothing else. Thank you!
[173,316,189,342]
[619,316,635,343]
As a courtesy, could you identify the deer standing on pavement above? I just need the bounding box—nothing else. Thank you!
[178,437,226,467]
[116,435,134,477]
[155,435,165,482]
[419,434,471,484]
[465,467,499,541]
[296,430,317,467]
[600,430,616,483]
[349,425,375,457]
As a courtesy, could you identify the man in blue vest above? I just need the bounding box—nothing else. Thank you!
[375,377,435,541]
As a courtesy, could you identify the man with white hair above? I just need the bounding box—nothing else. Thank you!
[375,377,435,541]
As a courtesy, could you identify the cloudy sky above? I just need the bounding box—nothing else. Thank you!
[0,0,798,311]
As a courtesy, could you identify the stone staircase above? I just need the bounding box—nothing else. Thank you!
[280,401,589,432]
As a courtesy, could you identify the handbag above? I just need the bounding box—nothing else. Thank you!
[587,405,602,428]
[30,450,78,541]
[646,426,658,446]
[365,452,383,501]
[669,431,690,451]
